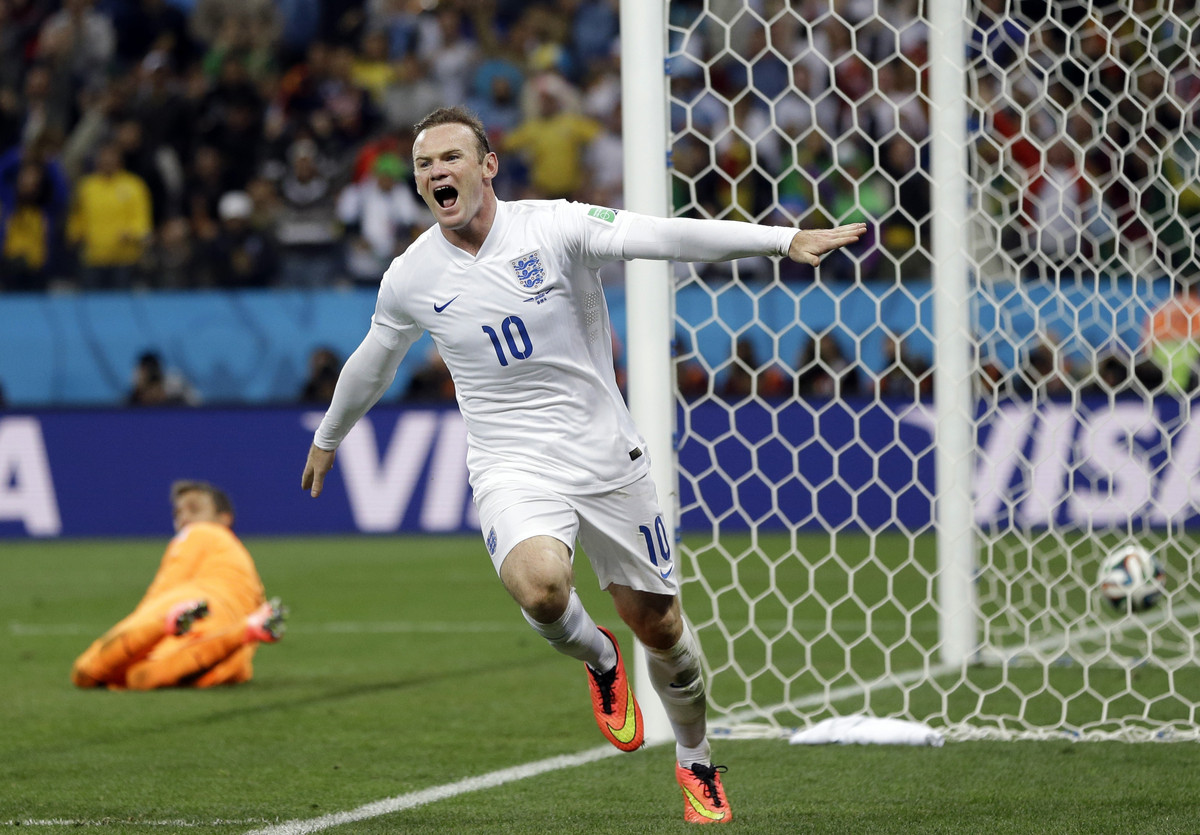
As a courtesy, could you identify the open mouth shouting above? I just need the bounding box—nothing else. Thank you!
[433,185,459,210]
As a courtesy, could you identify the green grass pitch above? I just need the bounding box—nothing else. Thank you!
[3,534,1198,834]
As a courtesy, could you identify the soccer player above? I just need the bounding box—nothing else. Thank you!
[71,481,287,691]
[301,106,865,824]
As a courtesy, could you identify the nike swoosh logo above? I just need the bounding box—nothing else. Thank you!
[660,563,674,581]
[682,787,728,821]
[433,294,460,313]
[606,681,640,745]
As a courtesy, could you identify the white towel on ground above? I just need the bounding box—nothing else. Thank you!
[788,715,945,747]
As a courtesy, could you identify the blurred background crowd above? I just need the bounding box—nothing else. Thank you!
[1,0,1199,404]
[0,0,630,291]
[3,0,1196,292]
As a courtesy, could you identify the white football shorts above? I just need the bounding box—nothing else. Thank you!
[474,471,679,595]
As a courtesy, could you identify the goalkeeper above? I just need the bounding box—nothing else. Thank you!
[71,481,287,691]
[302,106,864,825]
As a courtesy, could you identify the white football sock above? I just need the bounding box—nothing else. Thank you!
[645,621,710,763]
[521,588,617,671]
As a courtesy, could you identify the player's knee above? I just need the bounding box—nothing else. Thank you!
[501,540,573,620]
[514,575,571,622]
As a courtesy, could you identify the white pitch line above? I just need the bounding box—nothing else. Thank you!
[242,745,628,835]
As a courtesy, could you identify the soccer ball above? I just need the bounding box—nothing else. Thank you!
[1097,544,1165,612]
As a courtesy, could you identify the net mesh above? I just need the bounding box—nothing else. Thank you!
[664,0,1200,740]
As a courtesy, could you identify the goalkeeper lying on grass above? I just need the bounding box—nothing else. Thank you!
[71,480,287,690]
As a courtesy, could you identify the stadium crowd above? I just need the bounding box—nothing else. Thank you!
[2,0,1197,290]
[0,0,627,289]
[1,0,1198,399]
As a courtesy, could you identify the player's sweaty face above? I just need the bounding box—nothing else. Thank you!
[413,123,493,230]
[172,491,225,532]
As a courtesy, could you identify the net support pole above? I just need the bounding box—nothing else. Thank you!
[928,0,978,666]
[619,0,674,744]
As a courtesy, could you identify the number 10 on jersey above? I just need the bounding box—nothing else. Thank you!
[482,316,533,366]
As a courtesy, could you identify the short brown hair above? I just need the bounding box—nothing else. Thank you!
[413,106,491,161]
[170,480,234,519]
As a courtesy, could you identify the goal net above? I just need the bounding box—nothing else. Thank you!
[652,0,1200,741]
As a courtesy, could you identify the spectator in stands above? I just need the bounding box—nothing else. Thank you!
[674,334,710,401]
[1,158,60,290]
[130,54,194,166]
[967,0,1029,72]
[403,346,455,403]
[315,44,381,155]
[202,189,279,287]
[379,53,442,135]
[566,0,618,72]
[1021,136,1117,278]
[336,151,426,283]
[421,6,479,107]
[71,480,286,690]
[0,0,52,98]
[1017,331,1075,399]
[719,338,789,401]
[820,141,886,280]
[273,137,340,286]
[299,345,341,403]
[581,106,622,208]
[127,350,200,406]
[144,216,204,288]
[112,0,195,73]
[503,83,600,199]
[199,56,267,188]
[879,135,931,278]
[114,118,178,226]
[36,0,115,85]
[190,0,281,72]
[797,334,863,399]
[6,63,72,152]
[274,0,321,66]
[351,29,398,108]
[875,330,932,401]
[1081,348,1134,398]
[68,142,153,288]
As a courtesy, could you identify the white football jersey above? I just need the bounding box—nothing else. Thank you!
[371,199,649,494]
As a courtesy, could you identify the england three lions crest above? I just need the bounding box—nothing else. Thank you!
[511,251,546,290]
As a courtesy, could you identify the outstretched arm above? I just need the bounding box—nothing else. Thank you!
[620,214,867,266]
[303,322,412,497]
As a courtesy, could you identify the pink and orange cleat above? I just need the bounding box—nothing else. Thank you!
[586,626,644,752]
[245,597,288,643]
[164,600,209,636]
[676,762,732,824]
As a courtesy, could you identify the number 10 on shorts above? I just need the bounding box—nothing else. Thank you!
[639,516,673,579]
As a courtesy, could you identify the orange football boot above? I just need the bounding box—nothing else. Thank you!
[586,626,644,751]
[676,762,732,824]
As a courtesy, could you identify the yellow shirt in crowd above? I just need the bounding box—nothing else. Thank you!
[504,112,601,199]
[68,171,152,267]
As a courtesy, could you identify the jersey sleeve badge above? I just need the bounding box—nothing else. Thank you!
[586,206,618,223]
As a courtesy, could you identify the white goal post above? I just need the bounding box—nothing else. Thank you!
[621,0,1200,742]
